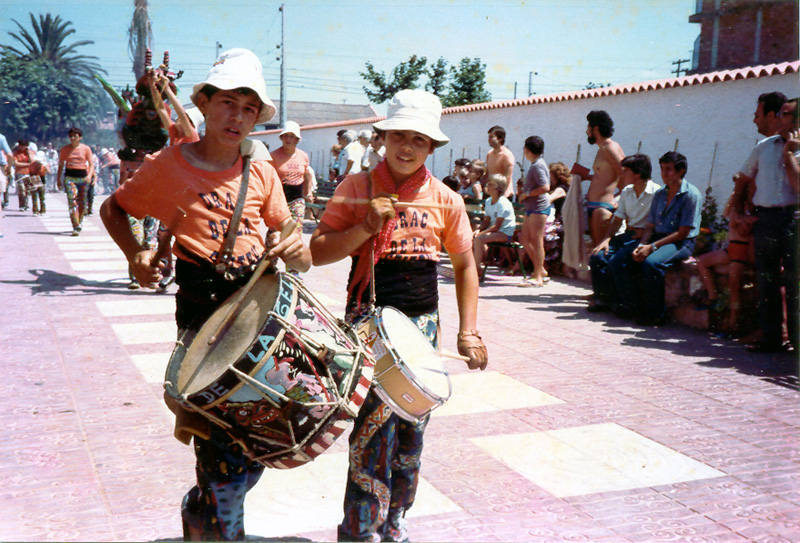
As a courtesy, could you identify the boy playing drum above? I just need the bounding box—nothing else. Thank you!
[100,48,310,541]
[310,89,488,542]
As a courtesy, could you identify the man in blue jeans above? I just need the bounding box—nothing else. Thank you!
[610,151,701,325]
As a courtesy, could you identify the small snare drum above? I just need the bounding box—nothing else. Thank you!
[355,306,451,422]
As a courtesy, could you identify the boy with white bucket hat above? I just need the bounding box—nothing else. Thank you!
[101,48,310,541]
[311,89,489,541]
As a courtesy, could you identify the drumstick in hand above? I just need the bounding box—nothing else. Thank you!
[329,196,461,211]
[207,221,297,345]
[152,207,186,269]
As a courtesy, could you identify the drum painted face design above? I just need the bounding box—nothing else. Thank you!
[166,273,374,469]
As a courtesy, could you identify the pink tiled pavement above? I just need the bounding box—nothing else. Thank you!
[0,194,798,542]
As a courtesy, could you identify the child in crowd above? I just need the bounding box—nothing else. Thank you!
[473,173,516,281]
[458,159,483,201]
[443,157,469,191]
[100,48,310,541]
[517,136,550,287]
[695,184,756,337]
[309,89,487,542]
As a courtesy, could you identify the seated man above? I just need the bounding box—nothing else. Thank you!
[609,151,702,325]
[588,154,660,311]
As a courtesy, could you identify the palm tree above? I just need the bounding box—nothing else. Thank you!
[128,0,153,81]
[5,13,106,81]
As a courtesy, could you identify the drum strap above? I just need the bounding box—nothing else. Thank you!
[214,155,251,279]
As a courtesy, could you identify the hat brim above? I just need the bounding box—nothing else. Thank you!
[373,118,449,149]
[190,82,276,125]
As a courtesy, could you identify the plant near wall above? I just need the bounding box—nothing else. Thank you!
[694,185,729,256]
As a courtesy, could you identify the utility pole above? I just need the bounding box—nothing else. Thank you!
[672,58,690,77]
[528,71,537,96]
[513,82,517,99]
[279,3,287,127]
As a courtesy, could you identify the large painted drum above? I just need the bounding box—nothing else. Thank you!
[165,272,374,469]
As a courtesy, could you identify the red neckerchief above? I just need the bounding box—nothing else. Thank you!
[348,160,431,310]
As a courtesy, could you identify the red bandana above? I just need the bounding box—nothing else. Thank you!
[348,160,431,310]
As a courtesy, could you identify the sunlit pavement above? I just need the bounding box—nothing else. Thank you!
[1,193,798,542]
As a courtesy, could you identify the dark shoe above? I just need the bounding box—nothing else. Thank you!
[156,275,175,294]
[747,341,790,353]
[128,280,140,290]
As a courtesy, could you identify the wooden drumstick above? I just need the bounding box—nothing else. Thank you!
[328,196,461,211]
[440,348,471,362]
[207,221,297,345]
[152,207,186,268]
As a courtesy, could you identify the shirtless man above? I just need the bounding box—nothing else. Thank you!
[573,110,625,245]
[486,125,516,199]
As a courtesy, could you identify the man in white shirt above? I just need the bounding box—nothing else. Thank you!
[362,132,385,171]
[338,129,366,179]
[588,154,660,312]
[735,96,799,353]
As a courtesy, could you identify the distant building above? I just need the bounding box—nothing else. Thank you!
[688,0,799,74]
[259,101,378,130]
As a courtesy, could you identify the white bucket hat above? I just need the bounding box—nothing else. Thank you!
[190,48,276,125]
[185,107,205,129]
[280,120,301,140]
[373,89,449,148]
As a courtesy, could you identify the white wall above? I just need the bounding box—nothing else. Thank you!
[252,70,798,205]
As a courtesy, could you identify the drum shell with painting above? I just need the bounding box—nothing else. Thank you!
[165,272,373,469]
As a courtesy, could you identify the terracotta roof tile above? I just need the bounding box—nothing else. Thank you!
[253,61,799,134]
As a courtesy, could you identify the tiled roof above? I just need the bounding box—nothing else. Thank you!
[254,101,378,132]
[255,61,799,133]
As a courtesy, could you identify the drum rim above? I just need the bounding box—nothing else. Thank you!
[373,306,452,404]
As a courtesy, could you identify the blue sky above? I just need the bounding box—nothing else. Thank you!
[1,0,700,109]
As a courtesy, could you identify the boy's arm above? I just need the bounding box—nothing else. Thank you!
[309,195,395,266]
[147,74,173,131]
[590,214,624,255]
[100,194,160,286]
[449,249,488,370]
[163,80,195,139]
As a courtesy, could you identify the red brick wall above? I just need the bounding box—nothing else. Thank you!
[691,0,798,73]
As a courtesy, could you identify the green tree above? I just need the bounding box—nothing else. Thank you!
[426,57,450,97]
[444,57,491,108]
[5,13,106,81]
[0,55,111,143]
[360,55,428,103]
[361,55,491,107]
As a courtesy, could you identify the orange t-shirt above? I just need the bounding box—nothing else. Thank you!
[115,145,291,268]
[58,143,93,172]
[321,171,472,261]
[270,147,309,186]
[12,147,34,175]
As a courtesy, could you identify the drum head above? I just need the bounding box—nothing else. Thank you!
[379,307,451,399]
[178,275,280,395]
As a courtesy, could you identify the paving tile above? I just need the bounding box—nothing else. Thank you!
[2,199,799,542]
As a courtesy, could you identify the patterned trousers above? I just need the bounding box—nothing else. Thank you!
[338,311,439,542]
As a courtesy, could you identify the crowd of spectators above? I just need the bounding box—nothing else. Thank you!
[432,94,798,355]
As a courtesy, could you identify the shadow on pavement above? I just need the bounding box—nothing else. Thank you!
[0,268,142,297]
[482,289,799,389]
